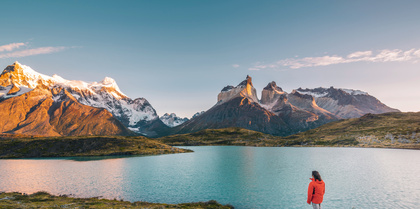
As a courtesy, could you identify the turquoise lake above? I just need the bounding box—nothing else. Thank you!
[0,146,419,208]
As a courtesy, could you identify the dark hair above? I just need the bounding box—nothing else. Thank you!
[312,171,322,181]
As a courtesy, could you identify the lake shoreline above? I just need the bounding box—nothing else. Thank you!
[158,116,420,150]
[0,191,234,209]
[1,144,418,159]
[175,144,420,150]
[1,130,418,159]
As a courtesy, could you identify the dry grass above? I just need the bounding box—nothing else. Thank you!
[0,192,234,209]
[157,112,420,149]
[0,136,192,158]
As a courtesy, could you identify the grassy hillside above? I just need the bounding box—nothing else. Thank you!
[0,192,233,209]
[157,112,420,149]
[158,127,282,146]
[283,112,420,149]
[0,135,192,158]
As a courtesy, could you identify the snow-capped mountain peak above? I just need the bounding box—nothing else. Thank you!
[296,87,368,98]
[192,111,205,118]
[0,61,53,88]
[0,62,126,97]
[97,77,124,93]
[0,62,160,135]
[101,76,116,85]
[340,88,368,96]
[160,113,189,127]
[294,86,397,118]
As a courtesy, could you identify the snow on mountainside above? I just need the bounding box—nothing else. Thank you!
[295,87,398,118]
[296,87,368,97]
[192,111,205,119]
[160,113,189,127]
[340,89,368,96]
[0,62,161,135]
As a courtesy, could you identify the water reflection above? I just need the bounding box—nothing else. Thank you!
[0,158,127,199]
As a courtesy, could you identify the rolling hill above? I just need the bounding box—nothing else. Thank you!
[158,112,420,149]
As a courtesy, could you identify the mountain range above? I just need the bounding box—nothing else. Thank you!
[173,76,398,136]
[160,113,189,127]
[0,62,399,137]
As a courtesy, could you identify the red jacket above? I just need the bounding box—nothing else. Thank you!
[307,178,325,204]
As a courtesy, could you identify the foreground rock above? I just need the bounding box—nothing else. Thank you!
[0,192,234,209]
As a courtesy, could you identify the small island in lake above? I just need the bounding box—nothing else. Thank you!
[0,135,192,159]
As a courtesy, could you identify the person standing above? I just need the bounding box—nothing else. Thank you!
[307,170,325,209]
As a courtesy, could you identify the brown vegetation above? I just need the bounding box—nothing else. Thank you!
[0,135,192,158]
[0,192,234,209]
[158,112,420,149]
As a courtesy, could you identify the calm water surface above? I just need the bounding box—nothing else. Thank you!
[0,146,419,208]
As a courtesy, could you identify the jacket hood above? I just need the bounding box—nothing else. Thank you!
[310,178,324,184]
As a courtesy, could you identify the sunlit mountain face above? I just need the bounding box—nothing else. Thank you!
[0,63,400,137]
[174,75,400,136]
[0,62,166,136]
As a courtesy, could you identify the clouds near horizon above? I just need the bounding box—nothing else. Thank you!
[0,42,71,59]
[0,43,26,52]
[249,48,420,70]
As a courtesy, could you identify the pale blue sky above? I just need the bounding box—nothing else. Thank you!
[1,0,420,117]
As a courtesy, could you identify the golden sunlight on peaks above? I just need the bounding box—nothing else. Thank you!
[13,61,23,70]
[305,115,319,122]
[245,75,253,96]
[246,83,253,97]
[239,97,249,106]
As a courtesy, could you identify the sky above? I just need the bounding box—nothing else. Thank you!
[1,0,420,118]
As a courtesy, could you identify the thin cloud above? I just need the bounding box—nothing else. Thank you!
[232,64,240,68]
[250,48,420,70]
[0,46,68,59]
[0,42,26,52]
[347,51,372,58]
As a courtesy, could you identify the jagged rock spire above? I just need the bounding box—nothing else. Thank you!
[260,81,285,105]
[217,75,258,105]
